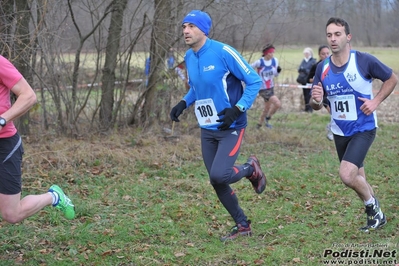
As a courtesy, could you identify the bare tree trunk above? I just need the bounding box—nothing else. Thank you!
[138,0,174,127]
[99,0,128,131]
[0,0,14,57]
[33,1,49,130]
[13,0,32,135]
[67,0,112,134]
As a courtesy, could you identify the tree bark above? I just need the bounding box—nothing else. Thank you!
[13,0,33,135]
[138,0,174,127]
[100,0,129,131]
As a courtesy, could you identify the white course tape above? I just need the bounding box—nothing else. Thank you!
[277,83,312,89]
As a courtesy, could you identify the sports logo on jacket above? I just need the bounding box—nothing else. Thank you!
[203,65,215,72]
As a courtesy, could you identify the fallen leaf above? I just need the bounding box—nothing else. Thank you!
[174,252,185,257]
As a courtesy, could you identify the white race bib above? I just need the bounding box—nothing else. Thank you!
[195,98,219,126]
[328,94,357,121]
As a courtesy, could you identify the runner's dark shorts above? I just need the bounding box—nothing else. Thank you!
[259,88,275,101]
[334,128,376,168]
[0,133,23,195]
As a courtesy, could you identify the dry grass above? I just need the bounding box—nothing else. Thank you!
[0,110,397,265]
[1,47,398,265]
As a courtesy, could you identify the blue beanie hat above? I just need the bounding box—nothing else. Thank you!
[182,10,212,36]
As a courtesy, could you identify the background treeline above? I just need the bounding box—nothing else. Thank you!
[0,0,398,136]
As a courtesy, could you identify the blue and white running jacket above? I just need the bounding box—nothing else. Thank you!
[183,38,262,131]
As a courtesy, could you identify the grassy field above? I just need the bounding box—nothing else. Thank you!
[0,110,398,265]
[0,46,398,265]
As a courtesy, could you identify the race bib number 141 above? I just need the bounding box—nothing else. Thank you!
[329,94,357,121]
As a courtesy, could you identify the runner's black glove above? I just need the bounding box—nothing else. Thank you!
[277,66,282,73]
[216,106,242,130]
[170,100,186,122]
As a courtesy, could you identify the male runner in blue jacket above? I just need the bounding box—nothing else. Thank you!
[170,10,266,241]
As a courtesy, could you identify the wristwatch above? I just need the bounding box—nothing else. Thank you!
[235,104,245,112]
[0,117,6,127]
[312,98,323,106]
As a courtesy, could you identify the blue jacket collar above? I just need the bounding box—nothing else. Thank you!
[193,38,211,57]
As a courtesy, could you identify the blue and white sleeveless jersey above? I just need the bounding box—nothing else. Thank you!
[251,58,279,90]
[183,38,262,130]
[313,50,393,136]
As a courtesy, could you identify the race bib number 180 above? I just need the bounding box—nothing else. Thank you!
[195,98,219,126]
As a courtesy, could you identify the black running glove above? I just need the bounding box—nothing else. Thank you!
[216,106,242,131]
[277,66,282,73]
[170,100,186,122]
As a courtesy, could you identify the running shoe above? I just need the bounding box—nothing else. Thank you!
[359,197,387,233]
[220,220,252,242]
[326,123,333,141]
[246,155,266,194]
[265,118,273,129]
[48,185,76,220]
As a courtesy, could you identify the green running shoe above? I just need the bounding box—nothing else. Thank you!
[49,185,75,220]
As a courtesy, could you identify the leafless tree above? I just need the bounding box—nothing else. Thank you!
[99,0,129,131]
[13,0,33,134]
[0,0,397,136]
[130,0,178,127]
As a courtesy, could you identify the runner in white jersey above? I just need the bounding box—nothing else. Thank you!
[310,17,398,233]
[251,44,282,129]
